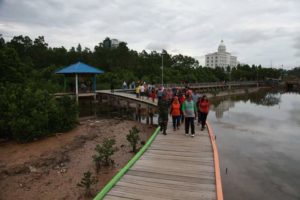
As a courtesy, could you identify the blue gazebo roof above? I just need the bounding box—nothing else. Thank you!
[56,62,104,74]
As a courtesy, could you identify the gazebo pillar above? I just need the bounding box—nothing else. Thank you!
[75,74,79,102]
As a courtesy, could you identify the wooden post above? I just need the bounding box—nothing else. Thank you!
[64,75,67,92]
[75,74,79,103]
[93,75,96,92]
[146,106,150,125]
[127,100,130,108]
[99,94,103,103]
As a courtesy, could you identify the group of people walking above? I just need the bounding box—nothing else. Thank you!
[117,81,210,137]
[158,87,210,137]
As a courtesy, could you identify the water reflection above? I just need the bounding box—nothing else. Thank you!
[211,89,282,119]
[208,89,300,200]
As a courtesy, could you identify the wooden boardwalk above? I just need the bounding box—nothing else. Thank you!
[104,120,217,200]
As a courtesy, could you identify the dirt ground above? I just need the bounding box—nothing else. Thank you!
[0,119,155,200]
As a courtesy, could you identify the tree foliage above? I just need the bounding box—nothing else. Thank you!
[126,126,140,153]
[92,138,118,173]
[0,35,78,142]
[0,34,294,142]
[77,171,98,197]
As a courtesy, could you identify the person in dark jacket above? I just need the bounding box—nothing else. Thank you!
[158,92,169,135]
[199,95,210,131]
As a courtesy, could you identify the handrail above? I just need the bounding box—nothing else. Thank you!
[93,126,161,200]
[206,121,224,200]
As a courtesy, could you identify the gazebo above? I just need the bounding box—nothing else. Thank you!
[56,62,104,102]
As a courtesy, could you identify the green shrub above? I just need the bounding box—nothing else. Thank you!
[126,126,140,153]
[0,84,78,142]
[77,171,98,197]
[92,138,118,173]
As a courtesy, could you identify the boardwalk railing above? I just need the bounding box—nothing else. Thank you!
[207,122,224,200]
[93,127,161,200]
[160,81,257,88]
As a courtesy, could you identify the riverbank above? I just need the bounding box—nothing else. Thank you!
[0,119,155,200]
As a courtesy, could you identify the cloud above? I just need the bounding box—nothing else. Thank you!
[145,42,169,52]
[0,0,300,67]
[294,36,300,57]
[232,30,270,44]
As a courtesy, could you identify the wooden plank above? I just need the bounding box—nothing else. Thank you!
[105,195,137,200]
[145,149,213,158]
[120,174,216,191]
[138,157,214,167]
[118,177,215,194]
[109,185,216,200]
[129,167,215,180]
[127,170,215,184]
[140,155,214,165]
[134,160,214,172]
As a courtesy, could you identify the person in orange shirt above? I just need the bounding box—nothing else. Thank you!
[150,88,156,102]
[199,95,210,131]
[170,96,181,131]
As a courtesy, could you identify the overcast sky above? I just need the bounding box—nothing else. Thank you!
[0,0,300,68]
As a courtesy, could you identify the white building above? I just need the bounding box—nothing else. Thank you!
[205,40,238,68]
[111,39,120,48]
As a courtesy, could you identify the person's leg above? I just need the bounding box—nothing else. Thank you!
[202,113,208,130]
[200,112,204,126]
[185,117,189,135]
[198,112,201,125]
[176,116,180,129]
[172,116,176,130]
[163,119,168,135]
[191,117,195,136]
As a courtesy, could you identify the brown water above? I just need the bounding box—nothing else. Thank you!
[209,89,300,200]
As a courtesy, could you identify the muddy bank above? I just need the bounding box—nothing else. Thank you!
[0,119,155,200]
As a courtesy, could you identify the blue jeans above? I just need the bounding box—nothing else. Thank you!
[172,116,181,129]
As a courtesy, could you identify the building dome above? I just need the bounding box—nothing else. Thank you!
[218,40,226,53]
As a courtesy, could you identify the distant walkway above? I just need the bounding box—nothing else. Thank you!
[104,121,217,200]
[96,90,157,106]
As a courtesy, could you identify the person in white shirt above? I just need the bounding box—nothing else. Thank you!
[122,81,127,89]
[140,85,145,99]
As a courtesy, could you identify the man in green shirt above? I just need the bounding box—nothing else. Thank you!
[182,92,197,137]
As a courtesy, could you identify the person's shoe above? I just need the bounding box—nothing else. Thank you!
[191,134,195,137]
[173,128,176,131]
[201,127,204,131]
[177,127,180,130]
[163,132,167,135]
[185,133,189,136]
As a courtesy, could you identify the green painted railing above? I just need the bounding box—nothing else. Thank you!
[93,126,161,200]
